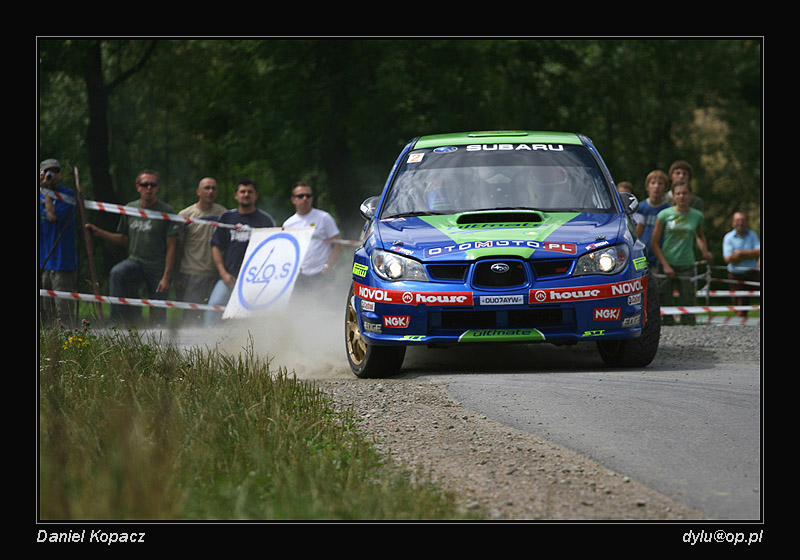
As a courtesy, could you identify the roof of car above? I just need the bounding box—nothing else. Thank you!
[413,131,584,149]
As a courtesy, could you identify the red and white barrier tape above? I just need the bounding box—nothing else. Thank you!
[674,290,761,298]
[660,305,760,315]
[40,187,363,246]
[700,315,760,326]
[41,289,759,318]
[328,238,361,246]
[39,289,225,312]
[710,276,761,287]
[695,290,760,298]
[41,187,243,231]
[41,189,762,318]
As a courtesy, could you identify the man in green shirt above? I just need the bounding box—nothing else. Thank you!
[86,170,179,326]
[650,180,713,325]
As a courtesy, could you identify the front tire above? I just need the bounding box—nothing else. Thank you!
[345,285,406,378]
[597,271,661,367]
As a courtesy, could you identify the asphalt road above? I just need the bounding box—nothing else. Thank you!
[401,340,761,521]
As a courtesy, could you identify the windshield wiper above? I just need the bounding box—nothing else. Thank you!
[488,206,542,211]
[383,211,446,218]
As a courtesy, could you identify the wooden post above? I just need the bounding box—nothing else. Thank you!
[74,167,104,320]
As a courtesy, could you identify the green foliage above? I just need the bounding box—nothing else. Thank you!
[39,325,472,520]
[38,38,761,254]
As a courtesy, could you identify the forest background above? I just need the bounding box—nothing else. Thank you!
[38,38,762,291]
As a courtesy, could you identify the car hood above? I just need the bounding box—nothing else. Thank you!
[373,210,624,261]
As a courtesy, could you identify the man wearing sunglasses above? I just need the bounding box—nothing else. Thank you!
[86,169,179,326]
[282,182,342,295]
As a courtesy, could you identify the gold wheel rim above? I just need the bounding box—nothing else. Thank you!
[346,296,367,365]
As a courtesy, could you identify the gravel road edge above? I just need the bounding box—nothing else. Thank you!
[318,376,706,521]
[315,325,761,521]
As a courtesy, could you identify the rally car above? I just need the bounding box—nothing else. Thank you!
[345,131,660,378]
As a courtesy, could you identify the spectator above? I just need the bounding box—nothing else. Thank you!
[650,180,713,325]
[616,181,634,194]
[205,179,276,326]
[176,177,227,326]
[722,211,761,317]
[85,170,178,327]
[616,181,644,228]
[282,182,343,296]
[636,170,670,265]
[39,158,78,327]
[665,160,704,211]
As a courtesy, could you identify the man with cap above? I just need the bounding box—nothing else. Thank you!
[39,158,78,326]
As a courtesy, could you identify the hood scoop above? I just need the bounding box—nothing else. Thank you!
[456,211,544,225]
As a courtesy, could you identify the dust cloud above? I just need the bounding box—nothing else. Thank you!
[185,276,355,381]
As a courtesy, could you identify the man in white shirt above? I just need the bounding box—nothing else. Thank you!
[282,182,342,293]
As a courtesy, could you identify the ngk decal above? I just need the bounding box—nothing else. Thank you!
[354,282,473,306]
[383,315,411,328]
[531,276,646,304]
[594,308,621,321]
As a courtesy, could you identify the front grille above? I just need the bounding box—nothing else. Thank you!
[427,264,469,282]
[507,308,564,327]
[531,259,574,279]
[434,307,571,331]
[473,260,527,288]
[440,310,496,329]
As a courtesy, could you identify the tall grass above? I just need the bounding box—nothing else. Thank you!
[38,323,474,520]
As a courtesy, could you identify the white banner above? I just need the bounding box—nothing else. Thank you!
[223,227,314,319]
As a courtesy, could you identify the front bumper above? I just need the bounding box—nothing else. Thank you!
[352,272,648,347]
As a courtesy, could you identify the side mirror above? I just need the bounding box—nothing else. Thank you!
[360,196,380,220]
[619,191,639,215]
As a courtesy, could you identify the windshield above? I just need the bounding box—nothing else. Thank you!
[381,144,616,218]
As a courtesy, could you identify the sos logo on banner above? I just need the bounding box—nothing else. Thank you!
[224,228,313,319]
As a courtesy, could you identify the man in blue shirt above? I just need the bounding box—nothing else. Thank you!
[722,211,761,316]
[636,170,670,265]
[39,158,78,326]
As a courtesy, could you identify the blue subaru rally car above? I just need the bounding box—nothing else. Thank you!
[345,131,660,378]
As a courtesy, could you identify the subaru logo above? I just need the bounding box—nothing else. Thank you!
[490,263,510,274]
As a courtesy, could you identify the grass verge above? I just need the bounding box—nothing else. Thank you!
[38,322,476,520]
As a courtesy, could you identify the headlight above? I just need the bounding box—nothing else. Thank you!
[575,244,629,275]
[371,249,429,282]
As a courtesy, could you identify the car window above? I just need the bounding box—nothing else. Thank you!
[381,144,616,218]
